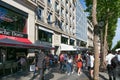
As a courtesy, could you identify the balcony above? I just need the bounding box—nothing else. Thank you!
[37,0,45,7]
[55,0,59,4]
[31,0,37,3]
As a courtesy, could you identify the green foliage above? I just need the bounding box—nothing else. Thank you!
[85,0,120,49]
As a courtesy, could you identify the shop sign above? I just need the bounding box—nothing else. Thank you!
[35,40,52,47]
[0,28,27,38]
[40,41,52,47]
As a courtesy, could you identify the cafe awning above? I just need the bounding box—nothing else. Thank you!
[0,34,32,44]
[0,38,35,48]
[0,34,55,49]
[60,44,77,51]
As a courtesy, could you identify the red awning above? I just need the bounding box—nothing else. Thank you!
[0,34,32,44]
[0,35,55,49]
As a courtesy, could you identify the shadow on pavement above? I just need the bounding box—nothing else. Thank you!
[82,70,91,80]
[99,74,108,80]
[0,71,31,80]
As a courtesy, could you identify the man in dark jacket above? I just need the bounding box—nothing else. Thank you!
[36,49,46,80]
[111,50,120,80]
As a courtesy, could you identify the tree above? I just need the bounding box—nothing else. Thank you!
[85,0,120,72]
[91,0,100,79]
[85,0,100,79]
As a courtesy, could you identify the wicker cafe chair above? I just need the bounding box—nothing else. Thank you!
[3,62,12,75]
[0,63,4,75]
[11,62,18,73]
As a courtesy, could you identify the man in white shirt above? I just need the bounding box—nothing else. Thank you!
[116,50,120,80]
[105,50,115,80]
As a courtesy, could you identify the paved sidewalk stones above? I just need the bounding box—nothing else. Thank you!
[0,67,109,80]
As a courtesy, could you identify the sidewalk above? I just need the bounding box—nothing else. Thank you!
[0,67,109,80]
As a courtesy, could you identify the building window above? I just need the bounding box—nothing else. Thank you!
[47,0,52,7]
[70,39,74,45]
[55,17,60,27]
[37,7,44,21]
[80,41,87,47]
[38,30,52,43]
[48,0,51,3]
[61,36,68,44]
[47,13,52,23]
[0,6,27,33]
[61,8,64,15]
[55,3,59,13]
[60,21,64,30]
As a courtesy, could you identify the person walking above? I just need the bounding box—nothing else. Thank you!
[111,50,120,80]
[17,56,27,71]
[105,50,115,80]
[66,55,73,75]
[116,50,120,80]
[59,52,65,72]
[77,54,83,76]
[88,52,94,79]
[36,49,46,80]
[32,51,38,77]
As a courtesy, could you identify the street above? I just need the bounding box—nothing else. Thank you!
[0,66,109,80]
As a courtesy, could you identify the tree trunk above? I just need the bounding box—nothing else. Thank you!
[101,9,109,71]
[100,28,105,72]
[92,0,100,80]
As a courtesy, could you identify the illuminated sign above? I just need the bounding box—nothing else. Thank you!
[0,28,28,38]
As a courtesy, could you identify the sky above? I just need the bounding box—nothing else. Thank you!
[80,0,120,49]
[112,18,120,48]
[79,0,86,9]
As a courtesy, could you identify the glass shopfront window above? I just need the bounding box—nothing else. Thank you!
[61,36,68,44]
[38,29,52,43]
[0,6,27,33]
[70,39,74,45]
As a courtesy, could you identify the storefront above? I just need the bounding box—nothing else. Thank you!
[0,2,35,77]
[35,26,54,54]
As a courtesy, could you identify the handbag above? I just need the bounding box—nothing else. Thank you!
[30,65,35,71]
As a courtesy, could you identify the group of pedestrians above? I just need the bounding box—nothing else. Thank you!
[105,50,120,80]
[59,51,95,78]
[31,49,59,80]
[31,50,96,80]
[30,49,120,80]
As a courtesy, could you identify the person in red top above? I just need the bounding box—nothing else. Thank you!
[77,54,83,76]
[59,52,65,72]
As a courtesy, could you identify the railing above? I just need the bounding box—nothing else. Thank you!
[31,0,37,3]
[37,0,45,4]
[55,0,59,3]
[40,0,44,2]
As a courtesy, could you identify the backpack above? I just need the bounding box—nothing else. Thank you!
[111,55,120,68]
